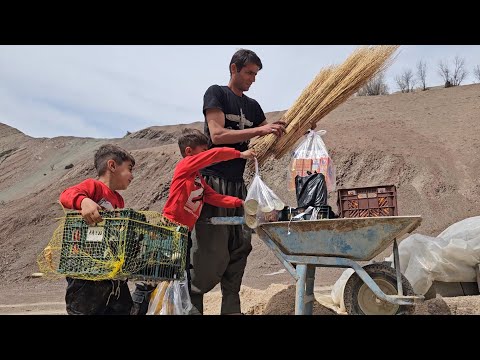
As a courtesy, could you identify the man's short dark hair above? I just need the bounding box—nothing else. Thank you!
[94,144,135,176]
[229,49,263,76]
[178,128,209,157]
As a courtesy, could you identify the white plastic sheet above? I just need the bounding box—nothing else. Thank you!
[384,216,480,295]
[330,216,480,307]
[330,268,355,313]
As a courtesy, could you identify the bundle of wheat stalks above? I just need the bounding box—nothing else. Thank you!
[251,45,400,166]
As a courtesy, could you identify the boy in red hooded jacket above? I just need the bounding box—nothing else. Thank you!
[162,128,255,291]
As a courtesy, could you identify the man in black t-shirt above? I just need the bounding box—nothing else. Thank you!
[189,49,286,315]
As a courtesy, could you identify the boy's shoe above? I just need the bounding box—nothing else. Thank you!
[130,282,156,315]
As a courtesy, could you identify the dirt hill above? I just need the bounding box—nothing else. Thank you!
[1,84,480,291]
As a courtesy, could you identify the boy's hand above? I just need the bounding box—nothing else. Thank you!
[240,149,256,160]
[80,198,103,225]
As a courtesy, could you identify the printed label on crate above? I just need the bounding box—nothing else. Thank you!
[72,229,81,242]
[86,227,104,242]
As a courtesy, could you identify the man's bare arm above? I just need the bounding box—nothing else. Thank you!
[207,108,286,145]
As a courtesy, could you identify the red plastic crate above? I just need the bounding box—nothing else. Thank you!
[337,185,398,218]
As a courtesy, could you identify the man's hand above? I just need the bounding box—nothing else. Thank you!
[257,121,287,137]
[240,149,257,160]
[80,198,103,226]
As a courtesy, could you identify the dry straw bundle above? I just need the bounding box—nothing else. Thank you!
[251,45,400,166]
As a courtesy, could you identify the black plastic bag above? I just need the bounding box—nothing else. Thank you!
[295,172,328,208]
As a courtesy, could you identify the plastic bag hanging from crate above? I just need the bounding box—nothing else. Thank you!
[146,281,169,315]
[288,130,336,192]
[146,273,192,315]
[244,158,285,228]
[160,278,192,315]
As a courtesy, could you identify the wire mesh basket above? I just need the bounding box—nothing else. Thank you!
[38,209,188,281]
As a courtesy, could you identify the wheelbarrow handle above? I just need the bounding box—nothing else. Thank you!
[198,216,246,226]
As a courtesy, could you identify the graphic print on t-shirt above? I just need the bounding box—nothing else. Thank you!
[184,175,204,216]
[226,107,252,146]
[225,108,253,129]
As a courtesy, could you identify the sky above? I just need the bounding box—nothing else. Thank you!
[1,45,479,139]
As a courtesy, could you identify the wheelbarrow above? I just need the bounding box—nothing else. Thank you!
[205,215,424,315]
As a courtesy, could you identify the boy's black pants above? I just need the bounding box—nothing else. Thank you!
[65,277,132,315]
[190,176,251,315]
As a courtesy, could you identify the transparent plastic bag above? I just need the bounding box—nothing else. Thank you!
[146,273,192,315]
[160,282,180,315]
[176,274,193,315]
[146,281,169,315]
[244,158,285,228]
[288,130,336,192]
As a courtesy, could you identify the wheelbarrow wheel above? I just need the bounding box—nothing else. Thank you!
[343,263,416,315]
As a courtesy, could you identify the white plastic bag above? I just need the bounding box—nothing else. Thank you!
[146,272,193,315]
[244,158,285,228]
[288,130,336,192]
[176,275,193,315]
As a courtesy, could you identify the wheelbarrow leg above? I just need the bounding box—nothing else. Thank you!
[295,264,307,315]
[305,265,316,315]
[295,264,316,315]
[393,238,403,296]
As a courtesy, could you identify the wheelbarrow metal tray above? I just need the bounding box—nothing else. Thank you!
[257,216,422,261]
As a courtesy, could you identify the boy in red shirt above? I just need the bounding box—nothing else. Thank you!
[162,128,255,294]
[130,129,256,315]
[59,144,135,315]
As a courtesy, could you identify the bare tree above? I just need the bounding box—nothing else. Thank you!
[438,57,468,87]
[357,71,389,96]
[438,59,451,87]
[394,75,406,92]
[451,56,467,86]
[416,60,427,90]
[474,65,480,83]
[394,69,416,93]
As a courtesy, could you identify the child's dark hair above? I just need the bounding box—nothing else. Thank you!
[178,128,209,156]
[94,144,135,176]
